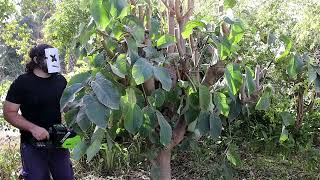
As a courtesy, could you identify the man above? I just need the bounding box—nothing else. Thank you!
[3,44,74,180]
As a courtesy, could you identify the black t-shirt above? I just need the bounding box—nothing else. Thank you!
[5,72,67,142]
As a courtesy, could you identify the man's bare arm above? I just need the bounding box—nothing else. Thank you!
[3,100,49,140]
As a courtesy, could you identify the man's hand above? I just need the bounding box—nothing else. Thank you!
[30,126,50,141]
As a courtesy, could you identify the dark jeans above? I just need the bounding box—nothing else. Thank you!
[20,143,74,180]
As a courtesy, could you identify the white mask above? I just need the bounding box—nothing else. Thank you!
[45,48,61,73]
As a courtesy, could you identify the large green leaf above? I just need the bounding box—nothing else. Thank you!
[124,104,143,134]
[90,0,109,30]
[280,111,294,127]
[122,88,143,134]
[209,113,222,139]
[110,54,127,78]
[60,83,84,111]
[71,140,89,161]
[83,94,110,128]
[228,99,241,122]
[68,71,91,87]
[224,0,237,9]
[199,85,213,112]
[229,22,244,44]
[308,64,317,85]
[90,53,105,67]
[279,126,288,143]
[91,127,105,143]
[157,34,176,49]
[149,89,166,108]
[126,37,139,63]
[132,58,153,85]
[142,106,157,128]
[224,63,243,96]
[91,72,120,109]
[255,88,272,111]
[156,111,172,146]
[276,36,292,62]
[76,107,91,132]
[153,66,172,91]
[64,109,79,127]
[181,20,206,39]
[287,55,304,79]
[245,67,256,96]
[226,144,242,166]
[195,111,210,136]
[86,138,102,162]
[214,92,229,117]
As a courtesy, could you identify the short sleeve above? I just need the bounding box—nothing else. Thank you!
[5,77,24,104]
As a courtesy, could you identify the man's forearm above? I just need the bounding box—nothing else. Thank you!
[4,112,37,132]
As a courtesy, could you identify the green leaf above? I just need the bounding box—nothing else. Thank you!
[76,107,91,131]
[71,140,89,161]
[91,127,105,143]
[124,104,143,134]
[86,138,102,162]
[60,83,84,111]
[226,144,242,166]
[142,106,158,128]
[245,67,256,96]
[196,111,210,136]
[199,85,213,112]
[255,93,270,111]
[156,111,172,146]
[280,111,294,127]
[209,113,222,139]
[276,36,292,62]
[64,109,79,127]
[126,37,139,63]
[90,0,110,30]
[228,99,241,122]
[280,126,288,143]
[225,63,243,96]
[68,71,91,87]
[122,88,143,134]
[157,34,176,49]
[91,72,120,109]
[214,92,229,117]
[132,58,153,85]
[153,66,172,91]
[150,89,166,107]
[91,53,105,67]
[110,54,127,78]
[287,55,304,79]
[181,20,206,39]
[224,0,237,9]
[229,22,244,44]
[308,64,317,85]
[83,94,110,128]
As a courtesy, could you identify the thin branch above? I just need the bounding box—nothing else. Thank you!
[161,0,175,13]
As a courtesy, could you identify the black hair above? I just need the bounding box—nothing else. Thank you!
[25,44,53,73]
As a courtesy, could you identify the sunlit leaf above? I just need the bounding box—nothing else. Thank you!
[157,34,176,49]
[156,110,172,146]
[214,92,230,117]
[181,20,206,39]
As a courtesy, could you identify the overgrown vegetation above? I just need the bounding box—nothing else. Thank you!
[1,0,320,179]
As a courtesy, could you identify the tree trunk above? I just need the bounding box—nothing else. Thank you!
[155,150,172,180]
[295,90,304,131]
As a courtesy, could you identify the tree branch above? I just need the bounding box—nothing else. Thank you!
[161,0,175,13]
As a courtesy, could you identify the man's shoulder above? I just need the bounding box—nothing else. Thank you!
[14,73,32,83]
[54,73,67,85]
